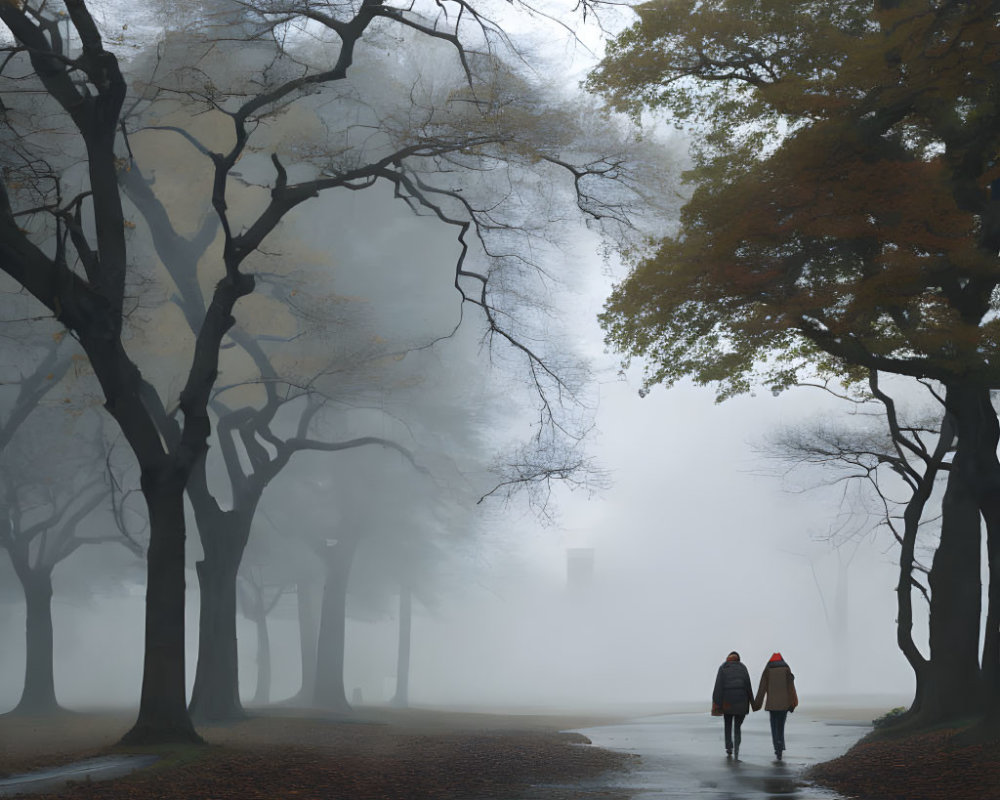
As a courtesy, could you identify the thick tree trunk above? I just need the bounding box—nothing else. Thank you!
[313,538,358,711]
[291,581,319,704]
[122,478,200,744]
[189,553,244,722]
[391,582,412,708]
[946,386,1000,740]
[924,459,982,720]
[918,385,988,724]
[186,443,254,723]
[14,569,59,715]
[252,606,272,706]
[188,508,250,723]
[946,385,1000,729]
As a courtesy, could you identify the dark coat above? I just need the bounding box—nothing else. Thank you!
[712,660,753,716]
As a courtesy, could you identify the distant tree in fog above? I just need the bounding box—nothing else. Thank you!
[352,499,454,709]
[237,564,292,706]
[259,440,465,712]
[0,327,108,715]
[0,409,141,715]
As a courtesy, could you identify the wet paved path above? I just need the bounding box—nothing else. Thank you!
[559,710,869,799]
[0,755,159,797]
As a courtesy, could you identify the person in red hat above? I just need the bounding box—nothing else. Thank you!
[753,652,798,760]
[711,651,754,759]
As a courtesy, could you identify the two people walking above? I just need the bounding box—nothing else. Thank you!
[711,651,798,761]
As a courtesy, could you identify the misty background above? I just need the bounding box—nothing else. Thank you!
[0,0,926,719]
[0,269,921,713]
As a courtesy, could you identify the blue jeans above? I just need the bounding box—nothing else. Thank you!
[769,710,788,753]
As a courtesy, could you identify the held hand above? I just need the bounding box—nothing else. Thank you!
[789,707,795,713]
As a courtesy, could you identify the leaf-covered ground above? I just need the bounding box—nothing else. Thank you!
[0,708,637,800]
[808,727,1000,800]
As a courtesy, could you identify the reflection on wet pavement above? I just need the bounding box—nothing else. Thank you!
[551,710,868,799]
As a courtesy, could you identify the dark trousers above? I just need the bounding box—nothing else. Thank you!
[723,713,745,751]
[769,710,788,753]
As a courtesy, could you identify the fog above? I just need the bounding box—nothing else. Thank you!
[0,0,925,723]
[0,271,921,713]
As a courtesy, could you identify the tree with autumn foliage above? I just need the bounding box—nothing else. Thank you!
[589,0,1000,727]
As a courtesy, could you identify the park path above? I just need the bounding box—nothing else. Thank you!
[0,755,159,797]
[533,709,869,799]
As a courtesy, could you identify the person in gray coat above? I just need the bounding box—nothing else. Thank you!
[711,651,754,759]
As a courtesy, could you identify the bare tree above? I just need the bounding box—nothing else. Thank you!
[763,372,955,723]
[236,565,291,706]
[0,409,141,715]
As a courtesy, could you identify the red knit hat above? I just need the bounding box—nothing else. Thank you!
[768,652,783,662]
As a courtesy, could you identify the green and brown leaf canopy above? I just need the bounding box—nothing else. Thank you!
[589,0,1000,399]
